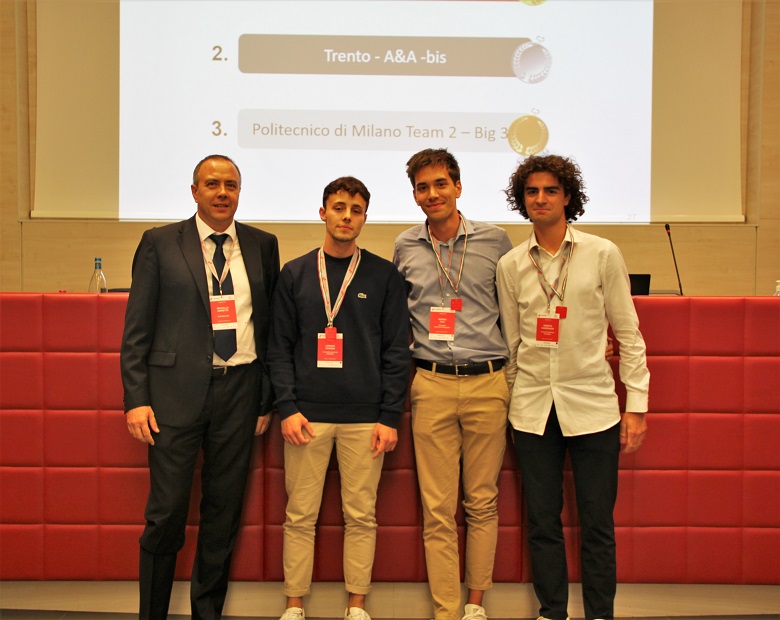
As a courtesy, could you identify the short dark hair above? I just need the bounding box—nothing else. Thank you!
[506,155,588,222]
[192,154,242,187]
[406,148,461,187]
[322,176,371,210]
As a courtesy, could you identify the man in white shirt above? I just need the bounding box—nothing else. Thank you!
[496,155,649,620]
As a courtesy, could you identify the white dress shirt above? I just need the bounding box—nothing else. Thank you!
[497,226,649,436]
[196,215,256,366]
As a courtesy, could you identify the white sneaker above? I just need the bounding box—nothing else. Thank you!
[462,604,487,620]
[345,607,372,620]
[536,617,570,620]
[280,607,305,620]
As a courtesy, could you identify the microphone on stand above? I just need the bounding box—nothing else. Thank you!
[665,224,684,296]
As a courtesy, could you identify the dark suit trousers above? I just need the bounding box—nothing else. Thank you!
[139,362,261,620]
[513,405,620,620]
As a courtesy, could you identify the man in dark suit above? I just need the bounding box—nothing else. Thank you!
[121,154,280,620]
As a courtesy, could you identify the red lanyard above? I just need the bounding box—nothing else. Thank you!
[317,247,361,328]
[527,227,574,312]
[428,215,468,299]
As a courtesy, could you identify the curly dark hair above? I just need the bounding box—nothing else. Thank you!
[322,176,371,210]
[506,155,588,222]
[405,148,461,187]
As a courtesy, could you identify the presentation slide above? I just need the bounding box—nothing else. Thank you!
[119,0,653,223]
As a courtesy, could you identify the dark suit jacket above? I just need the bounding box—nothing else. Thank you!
[120,216,280,427]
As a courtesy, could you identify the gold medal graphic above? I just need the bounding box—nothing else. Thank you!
[507,115,549,156]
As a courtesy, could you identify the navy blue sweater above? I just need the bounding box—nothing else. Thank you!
[268,249,411,428]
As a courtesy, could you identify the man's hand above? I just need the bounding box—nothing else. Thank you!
[606,336,615,358]
[281,412,316,446]
[126,405,160,445]
[255,413,271,436]
[620,412,647,453]
[371,423,398,459]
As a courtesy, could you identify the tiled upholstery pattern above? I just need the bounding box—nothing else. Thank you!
[0,294,778,583]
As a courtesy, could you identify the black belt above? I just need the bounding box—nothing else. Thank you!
[211,363,252,377]
[415,358,505,376]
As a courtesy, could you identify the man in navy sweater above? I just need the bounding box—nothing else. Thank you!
[268,177,411,620]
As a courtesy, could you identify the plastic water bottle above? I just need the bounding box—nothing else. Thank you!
[88,257,108,293]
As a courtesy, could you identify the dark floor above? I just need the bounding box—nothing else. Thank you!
[1,612,778,620]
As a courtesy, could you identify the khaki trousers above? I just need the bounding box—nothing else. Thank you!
[282,422,383,597]
[410,367,510,620]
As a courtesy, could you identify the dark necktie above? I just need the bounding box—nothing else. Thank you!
[210,233,237,361]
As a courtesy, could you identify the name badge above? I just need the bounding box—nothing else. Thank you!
[317,327,344,368]
[429,306,456,341]
[209,295,237,330]
[536,313,560,348]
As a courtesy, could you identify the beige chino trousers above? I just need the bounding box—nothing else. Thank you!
[411,367,510,620]
[282,422,384,597]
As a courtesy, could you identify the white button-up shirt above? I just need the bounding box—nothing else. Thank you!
[497,227,649,436]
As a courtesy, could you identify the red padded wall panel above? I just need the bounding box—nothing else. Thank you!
[634,297,690,355]
[687,472,743,527]
[744,297,780,356]
[631,527,688,582]
[743,414,780,470]
[644,357,689,413]
[744,357,780,412]
[44,468,99,524]
[264,421,285,470]
[98,468,149,524]
[263,524,284,581]
[0,294,43,352]
[1,294,778,586]
[687,414,744,470]
[242,466,265,526]
[0,467,43,522]
[374,525,427,582]
[493,525,523,582]
[230,524,264,580]
[615,527,634,582]
[318,469,345,526]
[0,524,44,579]
[631,471,688,526]
[0,410,44,466]
[613,470,633,527]
[742,528,780,584]
[98,352,124,410]
[687,527,742,583]
[0,353,43,409]
[44,525,99,579]
[43,353,99,410]
[99,525,144,579]
[42,295,99,352]
[313,524,345,581]
[264,468,286,525]
[496,470,521,526]
[742,471,780,527]
[689,298,745,356]
[630,413,688,470]
[377,469,421,526]
[689,357,744,413]
[173,525,199,579]
[44,410,99,466]
[96,294,128,353]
